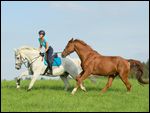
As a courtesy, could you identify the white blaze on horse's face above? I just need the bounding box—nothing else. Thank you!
[14,49,22,70]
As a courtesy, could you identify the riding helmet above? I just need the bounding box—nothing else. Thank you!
[39,30,45,36]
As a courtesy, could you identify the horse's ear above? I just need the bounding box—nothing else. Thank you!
[13,48,17,53]
[69,38,74,42]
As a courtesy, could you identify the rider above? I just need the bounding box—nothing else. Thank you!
[38,30,53,75]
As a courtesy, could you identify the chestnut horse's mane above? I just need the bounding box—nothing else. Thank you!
[74,39,93,51]
[74,39,100,55]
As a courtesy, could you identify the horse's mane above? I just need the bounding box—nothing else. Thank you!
[74,39,101,55]
[74,39,93,51]
[18,46,38,51]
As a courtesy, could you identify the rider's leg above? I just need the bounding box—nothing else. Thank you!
[46,46,53,75]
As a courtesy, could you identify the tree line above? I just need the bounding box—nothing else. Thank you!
[129,59,149,79]
[13,59,149,80]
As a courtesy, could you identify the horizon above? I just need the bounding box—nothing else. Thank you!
[1,1,149,80]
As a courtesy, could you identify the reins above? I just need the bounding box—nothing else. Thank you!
[21,51,63,68]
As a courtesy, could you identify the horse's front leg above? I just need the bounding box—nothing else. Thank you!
[16,70,29,89]
[27,72,40,91]
[71,71,91,95]
[71,71,87,95]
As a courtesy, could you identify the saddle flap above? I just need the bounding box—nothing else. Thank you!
[44,56,61,66]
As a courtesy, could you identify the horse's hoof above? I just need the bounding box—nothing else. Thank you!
[64,88,69,91]
[16,85,20,89]
[126,92,130,94]
[27,89,31,92]
[71,93,75,95]
[71,91,76,95]
[99,91,105,95]
[82,89,87,92]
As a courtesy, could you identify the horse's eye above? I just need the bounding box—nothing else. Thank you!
[17,57,19,60]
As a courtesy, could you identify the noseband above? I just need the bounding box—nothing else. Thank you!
[18,52,40,68]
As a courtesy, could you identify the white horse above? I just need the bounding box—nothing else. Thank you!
[14,46,94,91]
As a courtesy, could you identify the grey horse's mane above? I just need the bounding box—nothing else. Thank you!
[18,46,38,51]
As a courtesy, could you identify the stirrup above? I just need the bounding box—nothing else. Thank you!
[43,67,49,75]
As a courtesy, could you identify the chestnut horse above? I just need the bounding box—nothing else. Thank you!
[62,38,148,95]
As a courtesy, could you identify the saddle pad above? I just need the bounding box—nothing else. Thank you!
[44,57,62,66]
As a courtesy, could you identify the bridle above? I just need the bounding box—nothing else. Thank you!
[26,56,41,68]
[18,53,41,68]
[63,44,75,57]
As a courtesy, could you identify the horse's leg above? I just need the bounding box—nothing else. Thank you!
[71,71,84,95]
[71,71,90,95]
[16,70,29,89]
[60,72,70,91]
[27,73,40,91]
[89,75,97,84]
[75,71,87,91]
[101,75,115,93]
[119,72,131,92]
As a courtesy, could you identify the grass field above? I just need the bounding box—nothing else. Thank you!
[1,77,149,112]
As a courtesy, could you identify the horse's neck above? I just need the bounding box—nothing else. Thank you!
[21,50,39,62]
[74,42,92,63]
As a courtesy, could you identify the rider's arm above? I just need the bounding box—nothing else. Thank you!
[38,44,42,52]
[38,38,42,52]
[45,42,49,52]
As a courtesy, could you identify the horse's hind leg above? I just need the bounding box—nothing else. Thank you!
[119,72,131,92]
[101,75,115,93]
[60,72,70,91]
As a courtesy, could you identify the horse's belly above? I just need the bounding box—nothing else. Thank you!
[52,65,65,76]
[92,70,117,76]
[93,63,117,76]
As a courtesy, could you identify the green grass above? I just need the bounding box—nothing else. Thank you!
[1,78,149,112]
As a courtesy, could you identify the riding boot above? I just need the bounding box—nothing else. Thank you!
[48,64,53,75]
[43,66,49,75]
[47,60,53,75]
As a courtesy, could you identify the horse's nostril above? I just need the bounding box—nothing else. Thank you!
[61,54,65,58]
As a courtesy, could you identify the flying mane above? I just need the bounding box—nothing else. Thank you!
[18,46,38,51]
[74,39,100,55]
[74,39,93,51]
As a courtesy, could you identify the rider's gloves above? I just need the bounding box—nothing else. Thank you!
[39,52,45,57]
[54,53,58,58]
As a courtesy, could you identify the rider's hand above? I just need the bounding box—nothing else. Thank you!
[54,53,58,58]
[39,52,44,57]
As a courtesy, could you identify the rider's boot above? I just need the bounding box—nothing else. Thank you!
[47,60,53,75]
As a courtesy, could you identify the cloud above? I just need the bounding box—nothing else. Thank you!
[49,1,89,12]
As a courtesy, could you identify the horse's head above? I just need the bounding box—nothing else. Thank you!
[14,49,26,70]
[62,38,75,58]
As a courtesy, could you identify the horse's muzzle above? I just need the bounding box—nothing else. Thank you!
[15,64,21,70]
[61,52,66,58]
[61,55,66,58]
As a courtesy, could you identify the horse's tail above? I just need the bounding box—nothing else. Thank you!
[127,59,149,85]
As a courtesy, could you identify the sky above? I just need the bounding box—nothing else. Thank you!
[1,1,149,80]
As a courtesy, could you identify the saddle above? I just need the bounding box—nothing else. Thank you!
[43,53,62,67]
[42,53,62,75]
